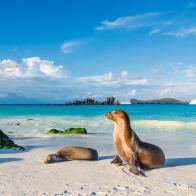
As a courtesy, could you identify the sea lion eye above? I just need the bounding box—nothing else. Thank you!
[112,111,117,115]
[51,154,57,160]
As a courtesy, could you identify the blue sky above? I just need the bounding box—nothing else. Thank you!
[0,0,196,103]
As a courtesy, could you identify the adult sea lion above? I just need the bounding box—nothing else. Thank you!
[44,146,98,164]
[105,110,165,176]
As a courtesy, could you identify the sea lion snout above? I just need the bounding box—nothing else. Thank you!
[44,154,62,164]
[105,110,128,122]
[104,112,113,120]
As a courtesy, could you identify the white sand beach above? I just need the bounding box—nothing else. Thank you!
[0,132,196,196]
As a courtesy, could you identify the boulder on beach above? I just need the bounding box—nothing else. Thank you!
[0,129,25,150]
[47,128,87,135]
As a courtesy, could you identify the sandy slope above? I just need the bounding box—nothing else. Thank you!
[0,136,196,196]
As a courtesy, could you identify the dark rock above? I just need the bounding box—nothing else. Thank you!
[0,129,25,150]
[64,97,119,105]
[102,97,120,105]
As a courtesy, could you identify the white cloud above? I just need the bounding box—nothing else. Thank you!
[126,89,136,96]
[78,72,113,84]
[0,93,7,98]
[1,57,196,103]
[60,41,81,54]
[77,70,148,86]
[96,11,196,39]
[184,66,196,78]
[124,78,148,85]
[0,57,68,79]
[121,70,129,79]
[148,28,161,35]
[160,87,175,97]
[96,12,160,31]
[159,84,196,99]
[164,26,196,38]
[0,59,22,77]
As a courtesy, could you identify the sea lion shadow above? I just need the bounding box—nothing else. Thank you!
[98,155,114,161]
[24,145,53,151]
[165,157,196,168]
[0,158,23,164]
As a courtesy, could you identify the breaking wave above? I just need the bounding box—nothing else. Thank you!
[1,116,195,137]
[132,120,196,130]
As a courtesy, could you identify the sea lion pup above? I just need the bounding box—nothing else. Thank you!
[105,110,165,176]
[44,146,98,164]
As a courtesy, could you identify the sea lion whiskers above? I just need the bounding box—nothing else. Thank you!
[44,154,66,164]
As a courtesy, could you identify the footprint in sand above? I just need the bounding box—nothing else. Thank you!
[172,182,188,190]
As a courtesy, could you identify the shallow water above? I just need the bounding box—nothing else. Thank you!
[0,104,196,137]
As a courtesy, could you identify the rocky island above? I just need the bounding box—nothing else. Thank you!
[65,97,119,105]
[130,98,188,104]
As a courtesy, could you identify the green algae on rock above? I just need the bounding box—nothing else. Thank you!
[0,129,25,150]
[47,128,87,134]
[47,129,61,134]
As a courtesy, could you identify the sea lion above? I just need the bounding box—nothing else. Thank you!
[44,146,98,164]
[105,110,165,176]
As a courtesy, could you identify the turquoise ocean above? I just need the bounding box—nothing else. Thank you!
[0,104,196,137]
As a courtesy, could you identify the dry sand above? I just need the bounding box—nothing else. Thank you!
[0,135,196,196]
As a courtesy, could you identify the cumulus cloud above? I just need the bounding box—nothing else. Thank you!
[77,70,148,86]
[95,12,160,31]
[60,41,81,54]
[0,57,68,79]
[1,57,196,103]
[0,59,22,78]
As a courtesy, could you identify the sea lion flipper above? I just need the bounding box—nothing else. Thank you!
[111,155,123,166]
[128,153,142,176]
[129,167,147,177]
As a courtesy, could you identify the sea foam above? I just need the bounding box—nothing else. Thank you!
[0,116,195,137]
[132,120,196,130]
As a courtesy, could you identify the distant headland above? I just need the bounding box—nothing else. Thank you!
[0,97,191,105]
[130,98,188,104]
[64,97,188,105]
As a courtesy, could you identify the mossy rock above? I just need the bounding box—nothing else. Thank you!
[63,128,87,134]
[47,128,87,134]
[0,129,25,151]
[47,129,61,134]
[0,130,9,139]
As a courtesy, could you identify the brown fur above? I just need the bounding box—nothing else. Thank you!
[105,110,165,175]
[44,147,98,164]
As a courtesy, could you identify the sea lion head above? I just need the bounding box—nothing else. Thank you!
[44,154,64,164]
[104,110,130,123]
